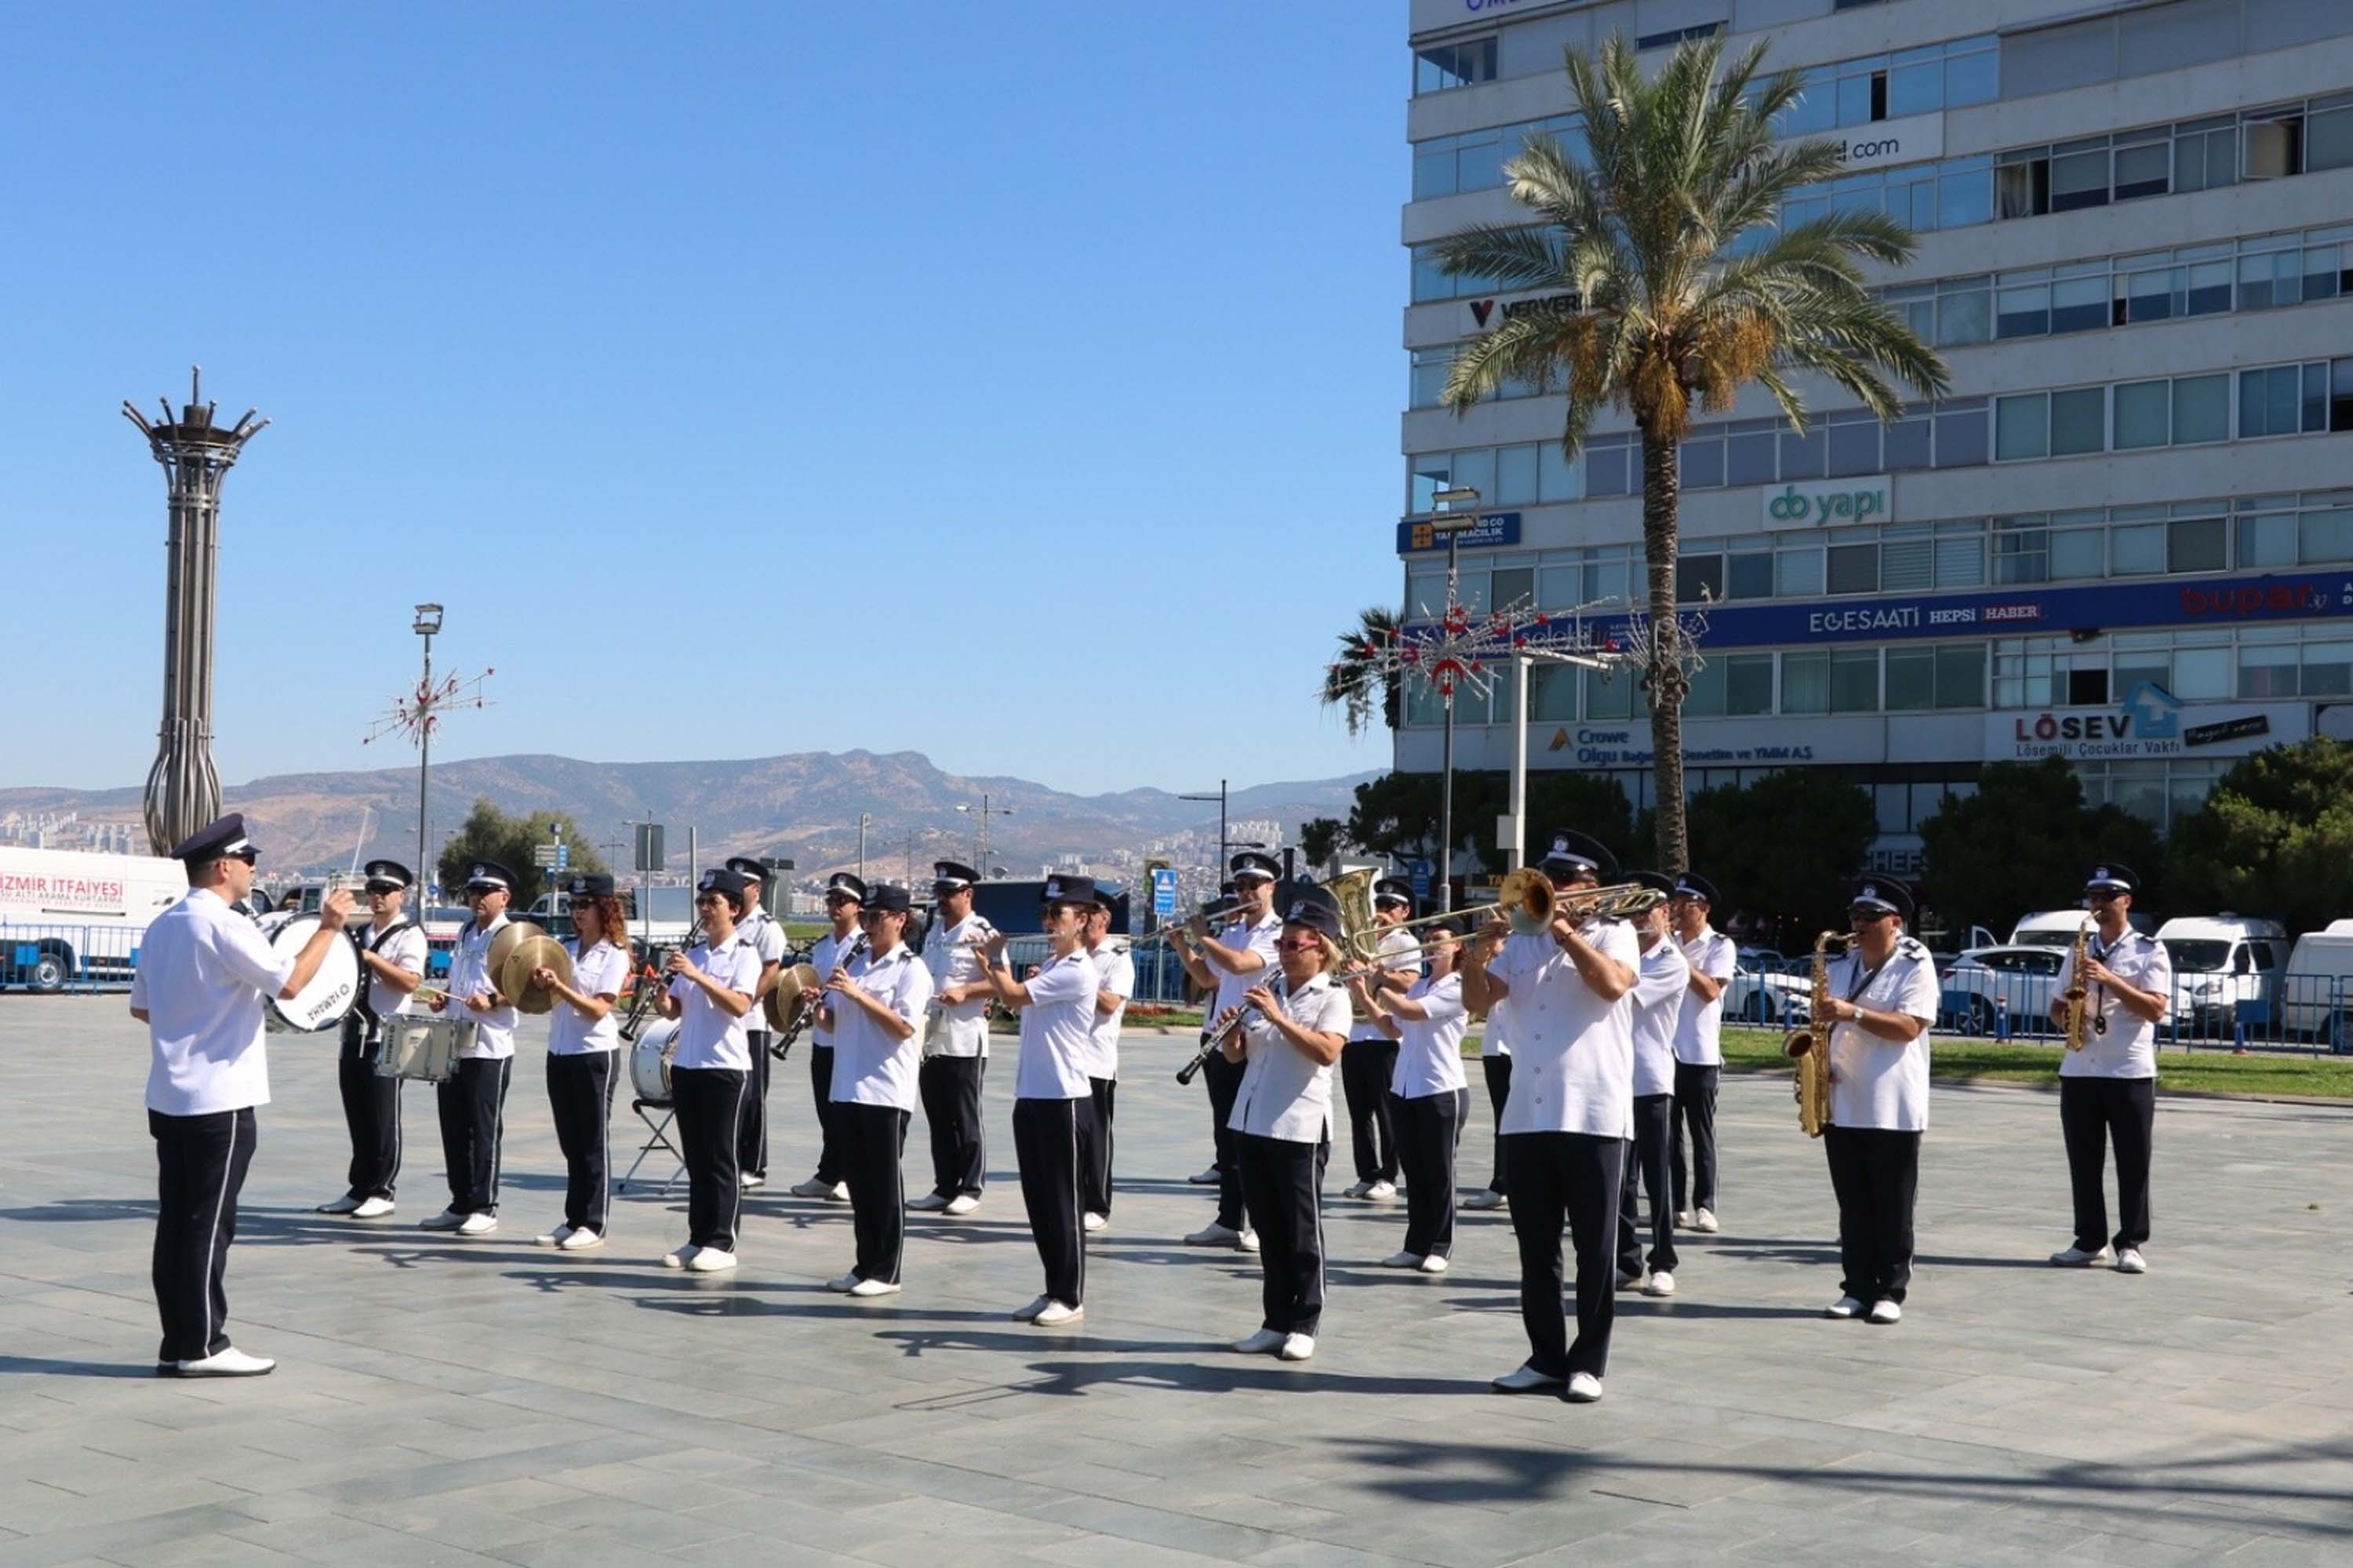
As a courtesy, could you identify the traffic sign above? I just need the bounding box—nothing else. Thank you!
[1408,857,1432,899]
[1150,867,1179,919]
[634,824,666,871]
[557,842,569,869]
[532,845,559,868]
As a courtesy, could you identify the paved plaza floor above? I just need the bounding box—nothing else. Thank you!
[1,996,2349,1566]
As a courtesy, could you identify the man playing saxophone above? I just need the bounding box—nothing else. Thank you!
[2044,864,2170,1275]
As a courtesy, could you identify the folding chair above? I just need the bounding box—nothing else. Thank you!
[618,1096,685,1195]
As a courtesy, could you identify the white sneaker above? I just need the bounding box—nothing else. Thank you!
[686,1247,738,1272]
[556,1228,603,1251]
[2049,1245,2112,1267]
[169,1346,275,1377]
[1011,1295,1050,1322]
[1082,1212,1108,1233]
[847,1277,901,1297]
[1617,1271,1647,1292]
[662,1245,698,1269]
[419,1209,465,1231]
[826,1271,860,1293]
[1236,1228,1260,1254]
[1692,1208,1719,1234]
[1824,1295,1864,1319]
[1186,1222,1245,1247]
[788,1178,834,1198]
[738,1173,763,1190]
[1566,1372,1604,1403]
[1341,1180,1371,1199]
[2115,1248,2148,1274]
[1674,1210,1697,1228]
[456,1213,497,1237]
[1866,1299,1902,1325]
[315,1194,361,1214]
[351,1195,395,1219]
[1032,1300,1083,1327]
[535,1226,574,1248]
[1278,1333,1315,1362]
[1231,1328,1285,1355]
[1492,1364,1566,1394]
[944,1194,980,1216]
[907,1192,950,1212]
[1364,1181,1398,1201]
[1187,1165,1222,1185]
[1417,1253,1450,1275]
[1463,1190,1504,1210]
[1643,1270,1675,1297]
[825,1181,849,1202]
[1380,1250,1421,1268]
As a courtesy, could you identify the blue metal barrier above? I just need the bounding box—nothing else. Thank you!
[0,922,143,994]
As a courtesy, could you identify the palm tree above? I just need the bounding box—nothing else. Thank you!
[1320,606,1403,737]
[1434,34,1950,872]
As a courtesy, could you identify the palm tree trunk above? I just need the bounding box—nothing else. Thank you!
[1640,431,1690,874]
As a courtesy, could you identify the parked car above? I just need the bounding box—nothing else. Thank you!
[2009,908,2154,948]
[2155,915,2286,1033]
[1723,958,1812,1026]
[1941,945,2066,1035]
[2282,919,2353,1039]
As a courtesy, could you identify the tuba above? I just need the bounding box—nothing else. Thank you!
[1785,930,1849,1138]
[2060,912,2094,1052]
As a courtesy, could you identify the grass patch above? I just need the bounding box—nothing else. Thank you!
[1720,1026,2353,1099]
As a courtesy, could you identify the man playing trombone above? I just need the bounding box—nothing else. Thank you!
[1170,853,1282,1252]
[1339,879,1419,1202]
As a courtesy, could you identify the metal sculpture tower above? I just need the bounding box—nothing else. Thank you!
[123,369,268,857]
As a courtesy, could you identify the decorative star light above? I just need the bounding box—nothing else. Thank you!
[362,667,495,749]
[1338,583,1712,714]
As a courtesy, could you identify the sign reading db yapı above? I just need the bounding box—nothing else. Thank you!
[1762,475,1890,529]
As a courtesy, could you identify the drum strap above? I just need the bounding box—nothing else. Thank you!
[352,919,420,1040]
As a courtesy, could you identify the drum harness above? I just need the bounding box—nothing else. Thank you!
[340,917,420,1059]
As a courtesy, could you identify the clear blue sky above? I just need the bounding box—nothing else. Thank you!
[0,3,1406,798]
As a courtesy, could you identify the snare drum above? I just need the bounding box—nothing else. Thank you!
[630,1018,680,1104]
[259,912,362,1034]
[377,1015,473,1082]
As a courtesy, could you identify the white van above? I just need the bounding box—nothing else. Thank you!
[2281,919,2353,1039]
[0,846,187,991]
[2155,915,2288,1032]
[2009,908,2155,948]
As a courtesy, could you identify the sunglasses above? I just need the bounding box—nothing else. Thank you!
[227,849,259,866]
[1848,908,1895,922]
[1276,937,1326,952]
[695,894,729,908]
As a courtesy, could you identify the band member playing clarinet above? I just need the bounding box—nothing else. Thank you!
[533,873,633,1250]
[914,861,992,1216]
[318,859,425,1220]
[1801,878,1941,1325]
[1351,918,1468,1274]
[726,857,787,1191]
[1078,883,1133,1233]
[1170,853,1282,1252]
[654,868,763,1272]
[1616,872,1689,1297]
[1340,879,1417,1202]
[974,874,1101,1328]
[1223,897,1351,1362]
[791,873,867,1202]
[1668,873,1733,1232]
[820,883,933,1297]
[1464,831,1637,1404]
[424,861,522,1237]
[2046,864,2170,1275]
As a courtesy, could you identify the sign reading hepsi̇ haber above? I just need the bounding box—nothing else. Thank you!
[1763,475,1890,530]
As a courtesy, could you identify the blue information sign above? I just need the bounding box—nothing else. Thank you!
[1397,512,1522,555]
[1150,867,1178,919]
[557,843,569,869]
[1407,858,1432,900]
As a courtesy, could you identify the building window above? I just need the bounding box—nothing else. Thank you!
[1831,649,1880,713]
[1415,37,1497,95]
[2169,517,2228,573]
[2050,387,2106,456]
[1995,393,2049,460]
[1726,654,1774,716]
[1585,667,1636,719]
[1827,542,1878,595]
[1638,23,1721,50]
[1678,555,1725,604]
[1781,652,1829,715]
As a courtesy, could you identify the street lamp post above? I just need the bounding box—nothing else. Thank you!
[1179,780,1230,885]
[413,604,442,891]
[856,813,871,882]
[955,795,1013,866]
[1427,489,1483,913]
[1504,646,1606,871]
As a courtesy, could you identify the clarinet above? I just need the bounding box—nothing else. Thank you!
[1175,974,1288,1086]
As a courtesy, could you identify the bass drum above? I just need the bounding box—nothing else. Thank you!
[260,912,362,1034]
[630,1017,679,1104]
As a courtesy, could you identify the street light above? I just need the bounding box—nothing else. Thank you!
[412,603,442,897]
[1427,494,1484,912]
[955,794,1013,865]
[1180,780,1231,884]
[1502,646,1606,871]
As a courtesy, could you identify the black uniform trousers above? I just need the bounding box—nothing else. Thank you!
[1670,1060,1720,1215]
[918,1053,987,1199]
[1504,1130,1624,1380]
[2060,1075,2155,1252]
[739,1028,774,1180]
[545,1051,617,1235]
[670,1065,747,1250]
[1617,1093,1678,1278]
[1235,1130,1329,1337]
[336,1036,402,1201]
[807,1042,845,1186]
[1201,1049,1251,1231]
[435,1057,512,1215]
[1081,1077,1117,1217]
[838,1102,911,1283]
[1339,1037,1401,1185]
[1394,1088,1465,1259]
[1823,1125,1921,1304]
[1013,1096,1091,1306]
[149,1108,257,1365]
[1481,1054,1514,1193]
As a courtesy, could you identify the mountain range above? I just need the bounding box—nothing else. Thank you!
[0,752,1382,881]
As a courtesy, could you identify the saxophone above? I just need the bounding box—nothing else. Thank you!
[2060,912,2094,1052]
[1785,930,1849,1138]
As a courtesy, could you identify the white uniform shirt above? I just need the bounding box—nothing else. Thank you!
[739,908,787,1027]
[2054,929,2173,1080]
[447,913,521,1060]
[132,887,295,1116]
[1208,910,1281,1020]
[1489,920,1641,1140]
[809,924,864,1049]
[667,932,763,1071]
[1231,971,1353,1142]
[1349,926,1422,1043]
[1631,935,1692,1098]
[922,911,995,1058]
[1390,972,1469,1099]
[1082,939,1133,1082]
[549,938,632,1055]
[1673,926,1738,1066]
[1015,949,1100,1100]
[829,941,934,1110]
[1825,937,1943,1132]
[1481,990,1513,1057]
[357,919,430,1025]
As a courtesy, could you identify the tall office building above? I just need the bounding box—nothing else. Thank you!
[1399,0,2353,875]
